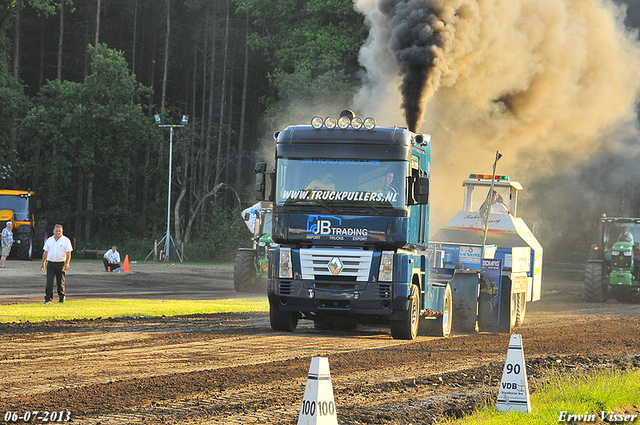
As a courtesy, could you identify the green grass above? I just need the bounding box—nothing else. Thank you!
[445,368,640,424]
[0,298,269,323]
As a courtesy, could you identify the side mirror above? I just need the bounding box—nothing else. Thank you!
[255,173,266,201]
[414,177,429,205]
[255,162,267,173]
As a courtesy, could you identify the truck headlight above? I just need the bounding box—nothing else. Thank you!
[378,251,394,282]
[624,251,632,257]
[279,248,293,278]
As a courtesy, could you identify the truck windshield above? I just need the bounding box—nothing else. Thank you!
[467,186,510,213]
[604,222,640,249]
[276,158,407,209]
[0,195,29,221]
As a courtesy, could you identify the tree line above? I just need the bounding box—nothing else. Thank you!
[0,0,366,255]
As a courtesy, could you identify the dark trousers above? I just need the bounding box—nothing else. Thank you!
[45,261,65,301]
[103,258,121,271]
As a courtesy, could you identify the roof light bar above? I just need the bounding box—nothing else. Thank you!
[310,114,373,130]
[469,174,510,180]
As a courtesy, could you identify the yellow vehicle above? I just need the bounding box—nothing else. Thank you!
[0,189,48,260]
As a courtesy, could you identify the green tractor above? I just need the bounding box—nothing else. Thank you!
[233,201,274,293]
[585,216,640,303]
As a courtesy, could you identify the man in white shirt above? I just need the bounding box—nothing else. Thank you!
[1,221,13,268]
[490,191,509,214]
[103,245,121,272]
[40,224,73,303]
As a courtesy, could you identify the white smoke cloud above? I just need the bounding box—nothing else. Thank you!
[353,0,640,235]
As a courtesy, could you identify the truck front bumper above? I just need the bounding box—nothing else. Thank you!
[268,278,411,317]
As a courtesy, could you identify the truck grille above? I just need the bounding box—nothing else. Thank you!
[300,248,373,281]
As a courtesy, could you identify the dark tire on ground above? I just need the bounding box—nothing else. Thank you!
[233,249,257,292]
[390,284,420,340]
[15,232,32,261]
[421,284,452,337]
[585,261,605,302]
[611,287,636,304]
[33,219,48,259]
[269,300,298,332]
[515,293,527,326]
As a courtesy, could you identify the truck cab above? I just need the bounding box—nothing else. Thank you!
[255,111,450,339]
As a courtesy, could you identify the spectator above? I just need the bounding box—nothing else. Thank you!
[41,224,73,304]
[306,173,335,191]
[1,221,13,268]
[103,246,122,272]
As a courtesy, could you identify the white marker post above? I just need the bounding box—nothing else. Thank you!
[297,357,338,425]
[496,334,531,413]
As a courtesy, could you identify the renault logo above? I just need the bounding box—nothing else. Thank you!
[328,257,343,275]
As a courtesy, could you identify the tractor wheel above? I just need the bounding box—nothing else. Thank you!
[390,284,420,340]
[33,219,48,258]
[233,249,258,292]
[15,232,33,261]
[420,284,452,337]
[585,262,606,302]
[269,300,298,332]
[515,293,527,326]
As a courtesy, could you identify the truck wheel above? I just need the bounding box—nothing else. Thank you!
[269,300,298,332]
[421,284,452,337]
[584,262,605,302]
[515,293,527,326]
[390,284,420,340]
[233,249,258,292]
[15,232,32,261]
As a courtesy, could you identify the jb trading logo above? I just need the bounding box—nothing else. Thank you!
[307,215,342,235]
[306,215,369,238]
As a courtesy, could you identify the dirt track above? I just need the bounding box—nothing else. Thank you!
[1,261,639,424]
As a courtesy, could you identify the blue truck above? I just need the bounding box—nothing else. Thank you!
[254,111,542,339]
[254,110,449,340]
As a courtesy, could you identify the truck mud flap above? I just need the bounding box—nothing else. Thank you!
[478,274,511,333]
[448,270,480,334]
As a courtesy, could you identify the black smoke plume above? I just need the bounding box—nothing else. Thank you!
[377,0,443,132]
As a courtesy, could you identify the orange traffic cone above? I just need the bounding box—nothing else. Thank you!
[123,254,129,272]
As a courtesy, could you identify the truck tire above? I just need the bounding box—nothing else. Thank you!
[584,262,605,302]
[421,284,452,337]
[269,300,298,332]
[15,232,32,261]
[515,293,526,326]
[233,249,258,292]
[390,284,420,340]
